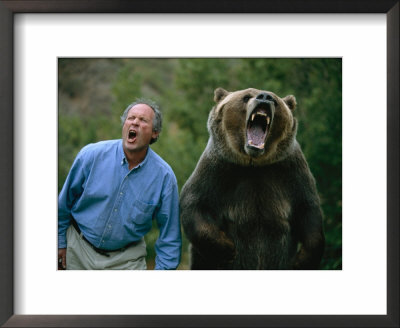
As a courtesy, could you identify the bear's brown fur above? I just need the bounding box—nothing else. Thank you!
[180,88,325,269]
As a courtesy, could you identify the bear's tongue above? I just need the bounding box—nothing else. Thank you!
[248,125,266,145]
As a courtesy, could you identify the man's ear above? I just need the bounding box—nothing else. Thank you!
[151,131,160,144]
[283,95,296,111]
[214,88,229,103]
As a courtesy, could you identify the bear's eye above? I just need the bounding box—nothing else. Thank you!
[243,95,251,103]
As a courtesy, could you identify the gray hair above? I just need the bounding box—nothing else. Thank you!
[120,98,162,144]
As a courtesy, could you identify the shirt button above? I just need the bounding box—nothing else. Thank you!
[120,192,123,195]
[114,209,117,212]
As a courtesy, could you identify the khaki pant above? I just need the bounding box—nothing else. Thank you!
[66,225,147,270]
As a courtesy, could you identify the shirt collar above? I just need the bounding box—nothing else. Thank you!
[119,140,152,169]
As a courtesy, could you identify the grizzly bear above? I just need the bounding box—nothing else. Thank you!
[180,88,325,270]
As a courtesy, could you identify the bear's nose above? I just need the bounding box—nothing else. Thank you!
[256,93,274,102]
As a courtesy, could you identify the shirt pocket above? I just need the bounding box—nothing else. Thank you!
[132,199,157,225]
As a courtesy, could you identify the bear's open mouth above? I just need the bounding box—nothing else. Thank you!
[246,107,272,150]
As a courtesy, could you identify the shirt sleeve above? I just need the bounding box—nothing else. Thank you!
[154,174,182,270]
[58,149,88,248]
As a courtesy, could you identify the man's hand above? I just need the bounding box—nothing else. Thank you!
[58,248,67,270]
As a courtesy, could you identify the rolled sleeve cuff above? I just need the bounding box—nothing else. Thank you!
[154,263,177,270]
[154,252,181,270]
[58,234,67,249]
[58,215,71,249]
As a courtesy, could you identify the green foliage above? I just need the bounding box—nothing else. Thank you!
[59,58,342,270]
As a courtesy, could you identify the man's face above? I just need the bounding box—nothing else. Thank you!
[122,104,158,155]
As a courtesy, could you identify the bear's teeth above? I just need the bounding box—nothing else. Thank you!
[251,112,268,122]
[248,140,265,149]
[266,117,270,125]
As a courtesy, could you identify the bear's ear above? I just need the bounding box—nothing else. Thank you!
[214,88,229,103]
[283,95,296,111]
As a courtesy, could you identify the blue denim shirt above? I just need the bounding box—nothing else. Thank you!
[58,140,181,269]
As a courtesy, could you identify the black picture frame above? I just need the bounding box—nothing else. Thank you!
[0,1,398,327]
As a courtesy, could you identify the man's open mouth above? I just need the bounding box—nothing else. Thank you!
[246,104,273,150]
[128,129,137,141]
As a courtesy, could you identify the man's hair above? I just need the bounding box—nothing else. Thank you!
[120,98,162,144]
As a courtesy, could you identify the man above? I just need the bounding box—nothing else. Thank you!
[58,100,181,270]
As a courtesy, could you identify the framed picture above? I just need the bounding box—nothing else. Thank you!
[1,1,398,327]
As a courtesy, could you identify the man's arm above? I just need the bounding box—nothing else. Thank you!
[154,176,182,270]
[58,150,87,267]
